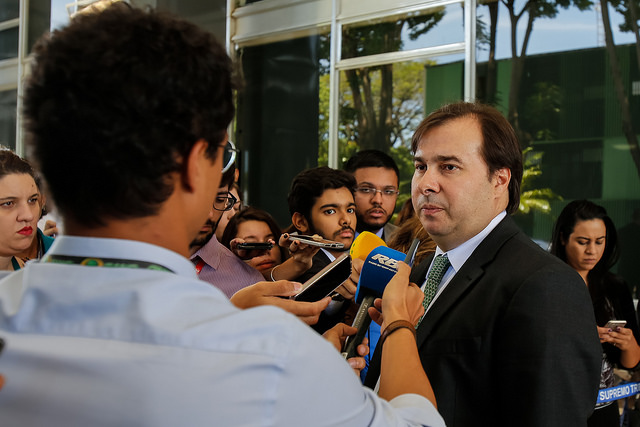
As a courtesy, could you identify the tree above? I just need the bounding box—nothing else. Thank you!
[603,0,640,179]
[615,0,640,72]
[502,0,592,146]
[336,12,444,152]
[478,0,501,105]
[318,61,429,168]
[518,147,563,215]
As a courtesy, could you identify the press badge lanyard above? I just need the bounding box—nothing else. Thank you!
[44,254,174,273]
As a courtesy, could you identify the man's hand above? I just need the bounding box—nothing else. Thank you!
[335,257,362,300]
[280,233,320,271]
[323,323,369,376]
[368,262,424,331]
[230,280,330,325]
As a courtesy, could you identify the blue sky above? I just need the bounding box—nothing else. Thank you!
[50,0,637,61]
[478,2,636,61]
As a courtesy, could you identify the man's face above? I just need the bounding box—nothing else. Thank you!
[411,116,509,252]
[300,187,357,251]
[352,167,398,232]
[190,184,230,250]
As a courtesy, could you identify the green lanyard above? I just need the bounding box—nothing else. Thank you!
[44,254,174,273]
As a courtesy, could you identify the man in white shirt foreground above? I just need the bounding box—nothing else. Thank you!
[0,4,444,426]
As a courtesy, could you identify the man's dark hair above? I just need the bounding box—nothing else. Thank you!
[411,102,523,215]
[220,165,236,191]
[287,166,356,221]
[23,4,237,226]
[0,148,36,180]
[344,150,399,184]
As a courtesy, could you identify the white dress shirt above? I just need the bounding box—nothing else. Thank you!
[422,211,507,312]
[0,235,444,427]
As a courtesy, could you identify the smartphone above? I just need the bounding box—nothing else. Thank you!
[288,234,345,250]
[605,320,626,330]
[294,253,352,302]
[236,242,274,251]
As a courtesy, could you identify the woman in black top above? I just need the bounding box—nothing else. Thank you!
[551,200,640,426]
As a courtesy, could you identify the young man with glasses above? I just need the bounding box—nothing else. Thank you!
[344,150,400,242]
[189,162,265,298]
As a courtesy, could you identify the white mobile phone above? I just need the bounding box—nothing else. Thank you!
[288,233,345,249]
[604,320,626,330]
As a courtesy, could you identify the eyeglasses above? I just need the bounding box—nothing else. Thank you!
[220,140,239,173]
[355,186,400,198]
[213,191,238,212]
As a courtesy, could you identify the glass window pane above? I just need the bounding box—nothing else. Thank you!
[28,0,51,54]
[341,4,464,60]
[156,0,226,45]
[0,26,19,60]
[0,90,17,151]
[323,58,463,215]
[474,0,640,251]
[0,0,20,21]
[237,33,326,224]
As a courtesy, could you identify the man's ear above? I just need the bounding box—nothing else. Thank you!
[292,212,310,234]
[182,139,211,192]
[493,167,511,195]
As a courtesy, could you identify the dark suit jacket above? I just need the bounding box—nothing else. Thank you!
[364,216,601,426]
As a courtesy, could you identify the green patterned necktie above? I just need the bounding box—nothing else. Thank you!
[422,254,450,311]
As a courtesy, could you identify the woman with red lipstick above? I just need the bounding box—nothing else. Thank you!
[221,207,317,281]
[551,200,640,427]
[0,149,43,271]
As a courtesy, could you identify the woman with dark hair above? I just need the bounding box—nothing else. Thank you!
[550,199,640,426]
[220,206,317,281]
[0,148,47,270]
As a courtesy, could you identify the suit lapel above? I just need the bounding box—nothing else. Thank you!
[415,216,521,348]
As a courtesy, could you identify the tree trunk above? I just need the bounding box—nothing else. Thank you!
[507,0,536,147]
[627,0,640,72]
[486,0,499,105]
[600,0,640,179]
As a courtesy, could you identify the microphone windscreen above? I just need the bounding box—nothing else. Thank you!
[349,231,386,261]
[354,246,405,303]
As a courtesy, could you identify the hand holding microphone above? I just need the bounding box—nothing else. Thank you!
[341,232,408,359]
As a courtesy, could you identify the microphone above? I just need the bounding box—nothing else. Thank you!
[342,245,405,359]
[349,231,386,261]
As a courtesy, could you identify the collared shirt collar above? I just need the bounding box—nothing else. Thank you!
[423,211,507,311]
[436,210,507,273]
[354,227,384,241]
[191,235,222,271]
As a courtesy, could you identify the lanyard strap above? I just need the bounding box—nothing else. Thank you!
[44,254,174,273]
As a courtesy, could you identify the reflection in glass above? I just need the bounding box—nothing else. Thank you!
[320,59,463,208]
[28,0,51,54]
[0,27,19,60]
[0,0,20,22]
[471,0,640,243]
[341,4,464,60]
[0,90,17,151]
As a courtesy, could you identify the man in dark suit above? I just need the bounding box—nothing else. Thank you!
[364,102,601,426]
